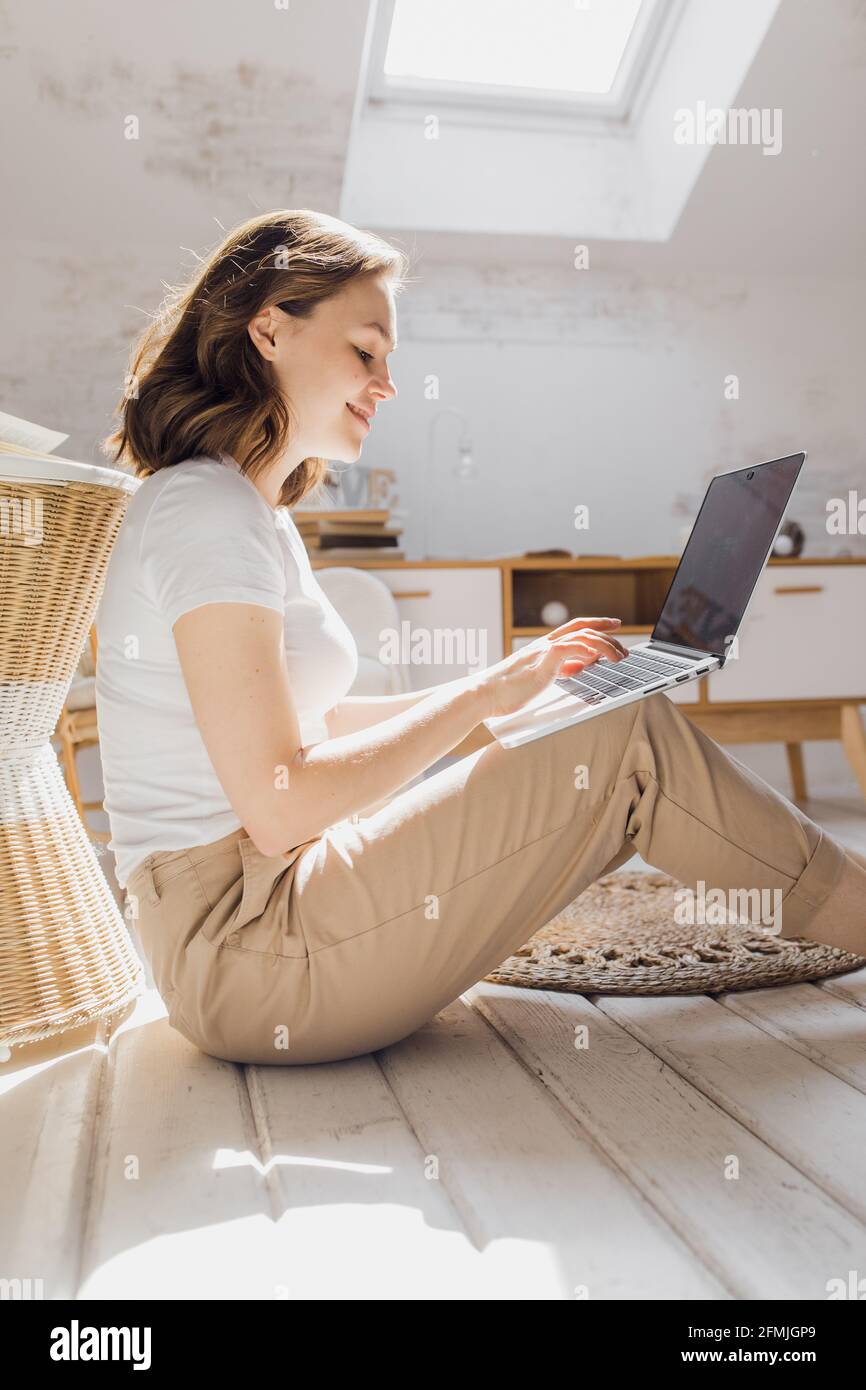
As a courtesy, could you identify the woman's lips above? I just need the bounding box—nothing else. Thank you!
[346,402,371,431]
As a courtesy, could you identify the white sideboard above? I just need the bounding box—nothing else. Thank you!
[706,565,865,703]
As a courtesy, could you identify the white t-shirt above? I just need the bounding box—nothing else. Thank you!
[95,453,358,887]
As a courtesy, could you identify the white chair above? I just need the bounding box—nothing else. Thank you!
[314,566,435,806]
[314,566,414,696]
[316,564,491,773]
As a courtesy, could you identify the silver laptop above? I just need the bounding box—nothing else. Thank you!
[483,453,806,750]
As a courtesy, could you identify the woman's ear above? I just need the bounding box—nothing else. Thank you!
[247,307,279,360]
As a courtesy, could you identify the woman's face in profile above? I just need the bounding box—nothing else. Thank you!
[249,273,399,465]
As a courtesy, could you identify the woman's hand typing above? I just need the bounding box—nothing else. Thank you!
[471,616,628,719]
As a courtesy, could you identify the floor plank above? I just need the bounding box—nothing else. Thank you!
[78,992,281,1299]
[590,991,866,1228]
[719,980,866,1093]
[378,997,727,1298]
[816,966,866,1010]
[466,981,866,1298]
[250,1047,501,1298]
[0,1017,107,1301]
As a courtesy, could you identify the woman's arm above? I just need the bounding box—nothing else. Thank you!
[323,681,465,739]
[172,602,492,858]
[324,620,612,738]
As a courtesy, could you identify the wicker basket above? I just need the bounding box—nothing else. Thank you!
[0,453,145,1047]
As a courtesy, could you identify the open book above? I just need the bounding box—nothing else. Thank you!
[0,410,69,456]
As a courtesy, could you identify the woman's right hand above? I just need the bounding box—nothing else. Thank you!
[472,616,628,719]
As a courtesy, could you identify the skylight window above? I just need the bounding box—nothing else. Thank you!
[383,0,645,98]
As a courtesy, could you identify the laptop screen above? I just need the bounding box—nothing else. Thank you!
[651,453,805,657]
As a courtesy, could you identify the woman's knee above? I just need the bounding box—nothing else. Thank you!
[631,689,688,742]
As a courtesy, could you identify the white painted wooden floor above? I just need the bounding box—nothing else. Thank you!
[4,785,866,1301]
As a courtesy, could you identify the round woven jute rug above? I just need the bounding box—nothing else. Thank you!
[484,870,866,996]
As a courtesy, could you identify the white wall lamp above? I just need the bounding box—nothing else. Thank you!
[420,407,477,559]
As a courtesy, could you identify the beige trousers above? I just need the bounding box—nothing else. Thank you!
[124,692,866,1066]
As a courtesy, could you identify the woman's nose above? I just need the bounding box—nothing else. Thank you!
[374,370,397,401]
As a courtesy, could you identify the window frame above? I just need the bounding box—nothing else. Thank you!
[365,0,676,126]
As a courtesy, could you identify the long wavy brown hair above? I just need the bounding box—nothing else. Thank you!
[101,209,410,509]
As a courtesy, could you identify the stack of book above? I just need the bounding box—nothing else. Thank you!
[292,507,406,560]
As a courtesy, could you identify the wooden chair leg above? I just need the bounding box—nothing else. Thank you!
[54,720,100,835]
[785,742,807,801]
[56,724,85,817]
[840,704,866,805]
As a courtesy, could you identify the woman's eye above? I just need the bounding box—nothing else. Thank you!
[355,347,373,364]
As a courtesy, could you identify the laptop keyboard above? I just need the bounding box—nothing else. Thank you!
[555,649,697,706]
